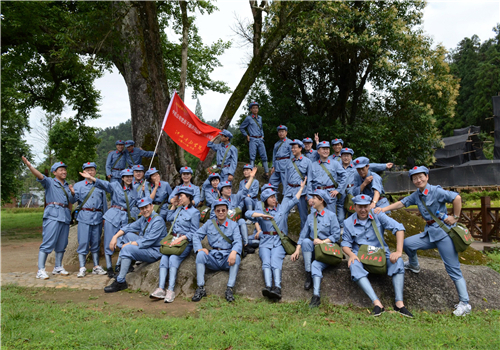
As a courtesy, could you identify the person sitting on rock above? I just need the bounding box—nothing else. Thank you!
[143,167,173,221]
[204,173,221,207]
[131,164,146,218]
[22,157,76,279]
[212,167,259,256]
[237,163,260,219]
[247,183,278,249]
[374,166,471,317]
[192,198,242,302]
[245,177,307,301]
[74,162,108,278]
[342,194,413,318]
[104,197,166,293]
[150,186,200,303]
[168,166,201,207]
[291,189,340,308]
[80,168,137,278]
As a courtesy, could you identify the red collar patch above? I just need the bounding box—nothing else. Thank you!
[369,214,373,220]
[354,219,357,225]
[225,221,228,227]
[184,206,188,210]
[130,150,134,153]
[85,181,88,185]
[423,188,429,196]
[327,160,330,164]
[321,210,325,216]
[147,217,152,222]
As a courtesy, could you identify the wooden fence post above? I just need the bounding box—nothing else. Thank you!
[481,196,491,242]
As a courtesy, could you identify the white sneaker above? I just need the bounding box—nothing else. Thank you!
[92,265,107,275]
[150,288,166,299]
[453,301,471,316]
[404,261,421,274]
[52,266,70,276]
[36,269,49,280]
[164,289,176,303]
[77,267,86,278]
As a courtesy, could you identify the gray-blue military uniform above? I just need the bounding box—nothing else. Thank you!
[270,125,292,190]
[207,130,238,182]
[282,139,313,229]
[143,167,173,220]
[73,162,108,267]
[401,166,469,303]
[158,188,200,292]
[115,206,166,285]
[124,140,156,168]
[245,189,298,290]
[36,162,76,269]
[193,202,242,289]
[297,192,340,297]
[303,137,319,162]
[351,157,390,210]
[237,164,260,215]
[94,172,137,270]
[239,102,269,173]
[310,141,347,213]
[169,183,201,207]
[105,140,127,183]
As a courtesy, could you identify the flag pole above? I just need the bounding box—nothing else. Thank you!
[149,92,176,169]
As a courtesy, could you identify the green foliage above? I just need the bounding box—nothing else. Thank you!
[2,285,500,349]
[459,190,500,201]
[48,119,101,181]
[445,24,500,136]
[486,250,500,274]
[94,120,133,177]
[234,1,458,166]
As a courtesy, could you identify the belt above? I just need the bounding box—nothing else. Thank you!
[317,185,336,190]
[347,184,354,188]
[250,136,262,138]
[217,164,231,168]
[81,208,102,212]
[276,157,289,160]
[152,201,162,205]
[287,183,301,188]
[426,220,435,225]
[172,232,180,237]
[263,231,278,235]
[213,247,230,251]
[47,202,68,208]
[112,168,124,171]
[111,205,127,211]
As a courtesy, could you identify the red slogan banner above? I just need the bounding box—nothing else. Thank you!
[162,92,220,161]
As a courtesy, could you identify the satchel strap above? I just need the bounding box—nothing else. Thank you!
[74,186,96,213]
[251,116,262,131]
[292,160,304,180]
[420,198,451,234]
[319,163,338,188]
[112,153,124,169]
[220,144,232,169]
[142,214,158,236]
[211,219,233,244]
[261,202,286,241]
[123,188,134,223]
[369,211,385,249]
[168,208,183,235]
[58,182,70,204]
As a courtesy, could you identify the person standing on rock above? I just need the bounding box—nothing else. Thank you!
[192,198,242,303]
[207,130,238,183]
[73,162,108,278]
[269,125,293,193]
[374,166,471,317]
[22,157,76,279]
[245,176,307,301]
[105,140,127,183]
[142,167,173,221]
[168,166,201,207]
[239,101,270,179]
[79,168,137,278]
[150,186,200,303]
[104,197,166,293]
[303,136,319,162]
[124,140,157,169]
[342,194,413,318]
[291,189,340,307]
[282,139,313,230]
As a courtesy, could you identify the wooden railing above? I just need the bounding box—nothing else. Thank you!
[404,196,499,242]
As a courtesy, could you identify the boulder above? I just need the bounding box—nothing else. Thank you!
[127,250,500,312]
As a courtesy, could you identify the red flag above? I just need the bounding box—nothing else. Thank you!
[162,92,221,161]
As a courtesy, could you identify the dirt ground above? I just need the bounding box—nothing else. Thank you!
[1,236,197,317]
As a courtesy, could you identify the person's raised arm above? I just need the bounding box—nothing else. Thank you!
[295,176,308,200]
[244,167,258,190]
[22,156,43,180]
[374,201,404,214]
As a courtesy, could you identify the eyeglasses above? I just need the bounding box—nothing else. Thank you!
[215,209,227,213]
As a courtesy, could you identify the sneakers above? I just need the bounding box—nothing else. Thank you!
[104,279,128,293]
[309,295,321,308]
[92,265,107,275]
[304,272,312,290]
[52,266,70,276]
[394,305,414,318]
[453,301,472,316]
[150,288,166,299]
[192,286,207,302]
[36,269,49,280]
[77,267,86,278]
[225,287,235,302]
[372,305,385,316]
[404,261,421,274]
[164,289,176,303]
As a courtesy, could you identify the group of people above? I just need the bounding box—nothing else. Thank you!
[21,101,472,317]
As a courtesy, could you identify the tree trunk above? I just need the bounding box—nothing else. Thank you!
[113,1,179,183]
[194,1,314,184]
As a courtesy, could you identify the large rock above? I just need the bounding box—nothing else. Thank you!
[127,251,500,311]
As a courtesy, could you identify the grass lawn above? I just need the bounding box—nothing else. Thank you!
[2,285,499,350]
[1,208,44,240]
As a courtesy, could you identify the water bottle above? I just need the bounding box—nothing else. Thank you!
[436,210,447,221]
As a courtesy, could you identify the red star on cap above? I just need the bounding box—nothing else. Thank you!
[219,198,222,201]
[279,125,282,127]
[413,166,417,169]
[345,148,348,150]
[361,195,365,199]
[127,169,130,172]
[356,160,359,163]
[335,138,338,141]
[268,183,271,186]
[185,167,188,169]
[87,162,90,164]
[60,161,63,164]
[141,199,144,202]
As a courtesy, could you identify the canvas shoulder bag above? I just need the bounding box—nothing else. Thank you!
[313,216,343,266]
[357,214,387,274]
[160,208,189,255]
